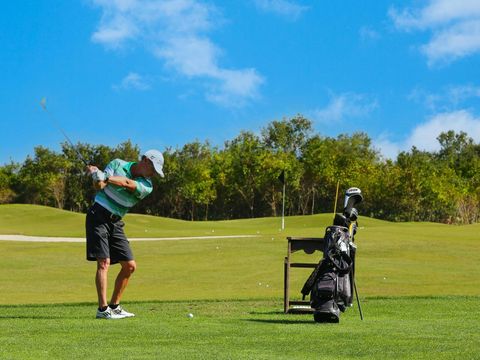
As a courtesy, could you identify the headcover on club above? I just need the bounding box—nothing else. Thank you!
[343,187,363,216]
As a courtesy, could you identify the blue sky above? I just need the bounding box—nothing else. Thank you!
[2,0,480,165]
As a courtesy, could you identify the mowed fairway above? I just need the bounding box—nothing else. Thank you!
[1,204,479,359]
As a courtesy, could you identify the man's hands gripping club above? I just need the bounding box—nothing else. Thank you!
[87,165,137,192]
[87,165,108,191]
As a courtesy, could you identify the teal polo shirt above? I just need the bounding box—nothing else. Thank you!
[94,159,153,217]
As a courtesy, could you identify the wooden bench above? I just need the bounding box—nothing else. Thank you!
[284,237,324,313]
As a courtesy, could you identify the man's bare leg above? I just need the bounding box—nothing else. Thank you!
[96,258,110,308]
[110,260,136,306]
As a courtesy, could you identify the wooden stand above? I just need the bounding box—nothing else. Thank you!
[284,237,324,313]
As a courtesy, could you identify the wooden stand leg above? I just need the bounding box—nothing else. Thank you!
[284,256,290,313]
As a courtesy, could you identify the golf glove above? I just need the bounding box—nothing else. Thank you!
[92,170,107,182]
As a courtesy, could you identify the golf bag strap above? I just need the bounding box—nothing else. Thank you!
[300,260,326,299]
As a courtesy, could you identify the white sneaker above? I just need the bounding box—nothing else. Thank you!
[96,307,114,319]
[111,305,135,318]
[97,306,128,320]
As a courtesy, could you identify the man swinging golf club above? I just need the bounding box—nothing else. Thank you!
[86,150,164,319]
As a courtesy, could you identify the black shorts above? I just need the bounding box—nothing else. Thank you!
[85,203,134,264]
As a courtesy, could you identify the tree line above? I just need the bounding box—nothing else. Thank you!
[1,116,479,224]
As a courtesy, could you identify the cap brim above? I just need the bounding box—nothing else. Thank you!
[153,163,164,177]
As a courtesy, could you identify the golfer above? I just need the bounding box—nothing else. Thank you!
[86,149,164,319]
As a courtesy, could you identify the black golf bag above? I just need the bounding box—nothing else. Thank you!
[301,187,362,323]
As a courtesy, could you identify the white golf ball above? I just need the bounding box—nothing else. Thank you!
[187,313,194,318]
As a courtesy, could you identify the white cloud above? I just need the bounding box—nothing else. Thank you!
[406,110,480,151]
[408,84,480,111]
[91,0,139,48]
[310,92,378,123]
[155,36,221,77]
[422,20,480,65]
[253,0,308,20]
[113,72,151,91]
[374,110,480,159]
[91,16,138,48]
[448,85,480,105]
[373,134,402,160]
[359,26,380,42]
[390,0,480,29]
[206,68,264,107]
[91,0,263,106]
[389,0,480,65]
[408,87,442,111]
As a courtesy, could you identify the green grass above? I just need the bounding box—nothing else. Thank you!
[1,298,479,359]
[0,204,479,359]
[1,204,478,303]
[0,203,338,237]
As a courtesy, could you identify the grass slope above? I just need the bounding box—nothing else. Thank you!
[0,203,339,237]
[0,204,479,304]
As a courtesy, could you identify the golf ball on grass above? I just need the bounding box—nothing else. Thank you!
[187,313,194,318]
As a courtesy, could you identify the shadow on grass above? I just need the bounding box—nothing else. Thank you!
[249,311,286,315]
[244,319,316,325]
[0,315,62,320]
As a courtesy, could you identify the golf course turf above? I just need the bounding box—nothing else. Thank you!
[0,204,479,359]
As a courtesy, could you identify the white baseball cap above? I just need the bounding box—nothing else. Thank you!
[144,149,164,177]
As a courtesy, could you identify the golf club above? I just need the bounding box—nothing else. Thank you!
[354,279,364,321]
[344,187,364,321]
[343,187,363,216]
[39,97,89,166]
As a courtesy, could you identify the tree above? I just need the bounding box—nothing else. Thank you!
[258,150,302,216]
[222,132,265,218]
[437,131,480,179]
[0,162,19,204]
[177,141,216,220]
[17,147,70,208]
[436,131,480,223]
[261,115,312,215]
[301,132,380,214]
[389,148,460,222]
[262,115,313,155]
[4,125,480,224]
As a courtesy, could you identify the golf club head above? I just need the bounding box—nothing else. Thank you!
[40,97,47,110]
[345,207,358,221]
[343,188,363,216]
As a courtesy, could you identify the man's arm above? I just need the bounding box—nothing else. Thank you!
[87,165,137,192]
[105,176,137,192]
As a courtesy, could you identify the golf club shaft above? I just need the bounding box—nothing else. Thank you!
[354,279,364,320]
[40,102,89,166]
[333,180,340,219]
